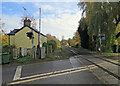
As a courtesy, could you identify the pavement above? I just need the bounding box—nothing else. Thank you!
[2,47,120,85]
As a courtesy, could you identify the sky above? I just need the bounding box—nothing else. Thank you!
[2,2,82,40]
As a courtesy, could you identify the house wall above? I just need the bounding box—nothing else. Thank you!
[9,26,47,48]
[10,35,15,45]
[10,27,38,48]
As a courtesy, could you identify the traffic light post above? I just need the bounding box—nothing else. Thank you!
[32,31,34,60]
[26,31,35,59]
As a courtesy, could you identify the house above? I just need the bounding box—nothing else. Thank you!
[8,18,47,48]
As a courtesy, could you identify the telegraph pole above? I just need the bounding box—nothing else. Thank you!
[39,8,41,46]
[38,8,41,58]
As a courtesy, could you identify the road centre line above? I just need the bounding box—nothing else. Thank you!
[8,62,110,85]
[13,66,22,81]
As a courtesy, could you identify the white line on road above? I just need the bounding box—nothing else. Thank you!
[19,64,95,80]
[8,62,110,85]
[70,50,77,54]
[9,66,97,85]
[13,66,22,81]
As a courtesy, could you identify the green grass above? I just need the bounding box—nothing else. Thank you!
[101,53,120,56]
[13,55,34,63]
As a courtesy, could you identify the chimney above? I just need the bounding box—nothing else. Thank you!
[24,17,31,27]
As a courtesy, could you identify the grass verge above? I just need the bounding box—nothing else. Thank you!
[10,48,72,63]
[101,53,120,56]
[13,55,34,63]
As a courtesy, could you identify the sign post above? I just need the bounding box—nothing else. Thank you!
[98,34,105,52]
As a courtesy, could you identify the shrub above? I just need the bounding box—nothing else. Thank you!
[47,40,57,52]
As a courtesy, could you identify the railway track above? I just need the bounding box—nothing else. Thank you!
[70,47,119,66]
[66,47,120,81]
[93,56,119,66]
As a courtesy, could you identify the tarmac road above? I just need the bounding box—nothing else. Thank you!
[2,47,119,85]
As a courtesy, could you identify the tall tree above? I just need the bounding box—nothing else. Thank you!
[78,17,89,49]
[78,2,120,52]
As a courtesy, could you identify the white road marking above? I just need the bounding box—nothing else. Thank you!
[8,66,98,85]
[69,57,76,68]
[19,62,107,80]
[8,62,110,85]
[20,65,94,80]
[13,66,22,81]
[70,50,77,54]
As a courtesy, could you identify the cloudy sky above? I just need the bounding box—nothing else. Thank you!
[2,2,82,40]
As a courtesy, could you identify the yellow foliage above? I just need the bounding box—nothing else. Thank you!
[0,32,9,47]
[116,22,120,45]
[116,39,120,46]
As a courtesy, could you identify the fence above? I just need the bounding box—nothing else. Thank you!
[12,47,46,59]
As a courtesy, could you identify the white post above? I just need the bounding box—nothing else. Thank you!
[99,37,102,52]
[99,28,101,52]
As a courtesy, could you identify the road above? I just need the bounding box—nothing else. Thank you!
[2,47,119,86]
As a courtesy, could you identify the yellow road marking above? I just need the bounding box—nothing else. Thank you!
[89,68,109,85]
[77,57,110,85]
[8,66,97,85]
[8,62,110,85]
[20,64,95,80]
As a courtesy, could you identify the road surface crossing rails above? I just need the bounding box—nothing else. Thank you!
[67,47,120,85]
[7,62,108,85]
[6,47,119,85]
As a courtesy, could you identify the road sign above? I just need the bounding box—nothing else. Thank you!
[98,34,105,40]
[98,34,105,52]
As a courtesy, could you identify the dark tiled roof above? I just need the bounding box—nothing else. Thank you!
[7,25,46,37]
[7,29,19,35]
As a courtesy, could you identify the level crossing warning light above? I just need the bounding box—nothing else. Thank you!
[26,31,34,39]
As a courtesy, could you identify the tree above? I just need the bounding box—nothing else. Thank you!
[0,18,9,47]
[47,40,57,52]
[72,31,81,48]
[61,39,68,46]
[77,2,120,52]
[68,38,75,47]
[46,34,57,41]
[46,34,61,48]
[78,17,89,49]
